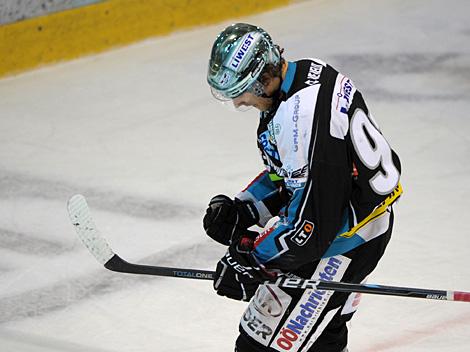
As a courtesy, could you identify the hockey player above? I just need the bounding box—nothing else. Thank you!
[203,23,402,352]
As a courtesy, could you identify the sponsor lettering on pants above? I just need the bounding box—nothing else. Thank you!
[271,255,351,352]
[240,285,292,346]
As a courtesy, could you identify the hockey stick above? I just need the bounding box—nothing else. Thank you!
[67,194,470,303]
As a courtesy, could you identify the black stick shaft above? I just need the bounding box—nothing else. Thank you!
[105,254,215,280]
[103,254,470,302]
[68,195,470,303]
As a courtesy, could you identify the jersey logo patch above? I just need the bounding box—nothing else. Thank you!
[259,131,280,160]
[291,220,315,246]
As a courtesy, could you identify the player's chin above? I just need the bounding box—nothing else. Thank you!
[256,98,274,111]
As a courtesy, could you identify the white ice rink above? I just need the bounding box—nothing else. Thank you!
[1,0,469,350]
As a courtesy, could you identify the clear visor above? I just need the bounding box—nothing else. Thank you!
[210,80,265,112]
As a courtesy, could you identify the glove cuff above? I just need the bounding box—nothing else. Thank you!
[235,199,260,228]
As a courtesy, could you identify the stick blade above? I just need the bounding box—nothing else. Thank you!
[67,194,114,265]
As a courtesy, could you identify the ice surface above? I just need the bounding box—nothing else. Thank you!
[0,0,469,350]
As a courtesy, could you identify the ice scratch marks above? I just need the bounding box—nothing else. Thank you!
[330,52,470,102]
[0,328,117,352]
[0,169,207,324]
[0,227,75,274]
[333,53,459,75]
[0,240,221,324]
[0,267,133,324]
[0,228,68,256]
[85,193,201,221]
[0,170,202,220]
[363,312,470,351]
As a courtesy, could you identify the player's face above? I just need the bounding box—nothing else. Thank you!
[232,76,281,112]
[232,92,271,111]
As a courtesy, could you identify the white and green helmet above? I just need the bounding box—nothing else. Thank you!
[207,23,281,101]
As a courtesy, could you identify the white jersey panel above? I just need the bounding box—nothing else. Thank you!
[330,73,356,140]
[272,85,320,190]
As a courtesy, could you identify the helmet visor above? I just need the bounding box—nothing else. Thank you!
[210,79,265,112]
[210,87,252,111]
[211,78,265,100]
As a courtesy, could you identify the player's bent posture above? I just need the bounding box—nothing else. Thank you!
[203,23,402,352]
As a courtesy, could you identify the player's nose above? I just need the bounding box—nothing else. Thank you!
[232,95,246,109]
[233,92,251,108]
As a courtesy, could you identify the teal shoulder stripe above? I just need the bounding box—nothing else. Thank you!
[322,209,364,258]
[322,234,366,258]
[281,61,297,94]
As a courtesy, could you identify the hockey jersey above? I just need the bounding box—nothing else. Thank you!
[236,59,402,272]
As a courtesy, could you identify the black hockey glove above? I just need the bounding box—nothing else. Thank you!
[203,194,259,246]
[213,230,276,301]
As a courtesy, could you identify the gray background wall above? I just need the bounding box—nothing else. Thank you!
[0,0,101,25]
